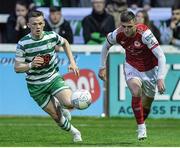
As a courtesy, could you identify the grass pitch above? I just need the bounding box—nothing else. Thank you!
[0,116,180,147]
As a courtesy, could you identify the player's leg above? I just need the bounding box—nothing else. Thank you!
[53,89,74,122]
[49,76,82,142]
[49,76,73,120]
[142,92,154,120]
[27,78,82,142]
[141,66,157,120]
[54,88,73,109]
[53,90,82,142]
[43,98,63,123]
[43,98,82,142]
[124,62,146,140]
[126,78,145,124]
[53,96,72,121]
[127,78,147,140]
[50,76,74,109]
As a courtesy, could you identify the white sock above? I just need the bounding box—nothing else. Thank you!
[138,123,146,129]
[59,115,65,124]
[59,116,71,131]
[70,125,80,134]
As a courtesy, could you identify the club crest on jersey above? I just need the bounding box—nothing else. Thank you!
[47,42,53,49]
[134,41,141,47]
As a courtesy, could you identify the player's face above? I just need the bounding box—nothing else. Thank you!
[50,11,61,24]
[15,4,28,17]
[121,20,136,37]
[136,12,144,24]
[28,16,45,38]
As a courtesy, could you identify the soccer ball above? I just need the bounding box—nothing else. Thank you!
[71,89,92,110]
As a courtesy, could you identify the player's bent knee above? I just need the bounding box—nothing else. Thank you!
[55,89,73,108]
[131,87,142,97]
[128,81,142,97]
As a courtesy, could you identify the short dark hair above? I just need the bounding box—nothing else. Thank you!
[28,10,44,20]
[120,11,136,22]
[16,0,28,9]
[50,6,61,12]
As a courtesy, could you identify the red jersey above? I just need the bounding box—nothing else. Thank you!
[107,23,159,72]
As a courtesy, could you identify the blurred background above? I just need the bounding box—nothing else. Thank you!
[0,0,180,118]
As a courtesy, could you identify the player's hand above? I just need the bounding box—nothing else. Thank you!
[68,64,80,76]
[32,56,44,68]
[98,67,106,81]
[157,79,166,94]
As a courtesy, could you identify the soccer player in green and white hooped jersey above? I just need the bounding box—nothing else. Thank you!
[14,10,82,142]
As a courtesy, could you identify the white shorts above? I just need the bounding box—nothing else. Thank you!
[124,62,158,98]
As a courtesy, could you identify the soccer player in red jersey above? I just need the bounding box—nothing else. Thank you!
[98,11,166,140]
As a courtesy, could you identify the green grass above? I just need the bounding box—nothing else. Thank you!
[0,116,180,146]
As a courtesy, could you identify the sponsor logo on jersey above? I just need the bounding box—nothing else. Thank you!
[145,33,154,41]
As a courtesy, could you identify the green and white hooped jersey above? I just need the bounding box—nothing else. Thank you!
[15,31,64,85]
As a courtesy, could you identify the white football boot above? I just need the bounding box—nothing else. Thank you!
[72,128,82,142]
[137,124,147,140]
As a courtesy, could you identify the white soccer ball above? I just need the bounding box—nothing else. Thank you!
[71,89,92,110]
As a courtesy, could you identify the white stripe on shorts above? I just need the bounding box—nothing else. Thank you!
[51,86,70,96]
[41,95,51,108]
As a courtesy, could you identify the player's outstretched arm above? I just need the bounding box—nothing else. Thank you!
[98,39,113,81]
[98,30,117,81]
[62,38,79,76]
[152,46,166,94]
[142,29,166,94]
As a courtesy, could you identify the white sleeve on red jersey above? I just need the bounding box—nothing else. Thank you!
[100,29,118,68]
[142,29,159,50]
[100,39,112,68]
[152,46,166,79]
[142,29,166,79]
[106,29,118,45]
